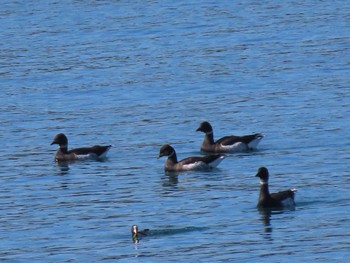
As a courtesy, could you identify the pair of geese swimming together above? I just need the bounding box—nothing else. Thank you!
[51,121,296,211]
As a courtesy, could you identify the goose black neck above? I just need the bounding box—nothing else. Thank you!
[204,132,215,144]
[59,146,68,154]
[167,151,178,164]
[259,182,270,198]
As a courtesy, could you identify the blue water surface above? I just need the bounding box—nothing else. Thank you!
[1,1,350,262]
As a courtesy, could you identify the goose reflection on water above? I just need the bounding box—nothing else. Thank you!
[258,206,296,240]
[259,208,274,234]
[55,161,70,175]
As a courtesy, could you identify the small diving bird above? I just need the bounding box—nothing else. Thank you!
[131,225,149,243]
[131,224,206,243]
[50,133,111,162]
[255,167,297,209]
[196,121,263,153]
[158,144,225,172]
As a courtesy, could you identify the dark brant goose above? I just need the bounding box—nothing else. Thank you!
[158,144,225,172]
[51,133,111,162]
[256,167,297,209]
[196,121,263,153]
[131,225,149,243]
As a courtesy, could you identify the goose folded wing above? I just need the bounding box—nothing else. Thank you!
[216,135,242,146]
[69,145,111,156]
[179,156,208,165]
[270,189,295,202]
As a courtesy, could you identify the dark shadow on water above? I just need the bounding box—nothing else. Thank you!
[258,206,296,240]
[54,157,110,176]
[161,168,222,185]
[55,161,70,175]
[164,170,180,178]
[258,208,274,234]
[161,174,179,189]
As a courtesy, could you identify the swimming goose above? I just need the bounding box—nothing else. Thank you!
[196,121,263,153]
[256,167,296,209]
[51,133,111,162]
[158,144,225,172]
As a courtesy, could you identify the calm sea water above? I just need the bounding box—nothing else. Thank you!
[1,1,349,262]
